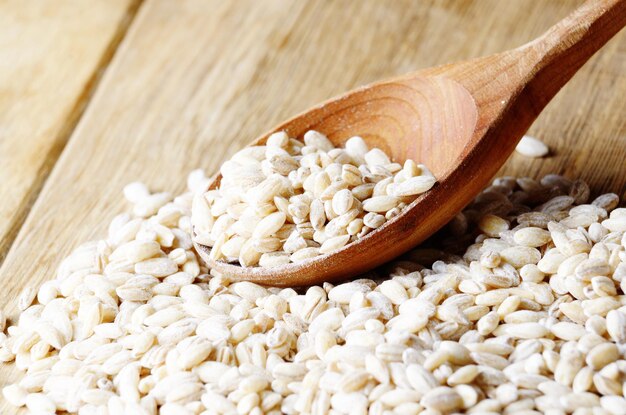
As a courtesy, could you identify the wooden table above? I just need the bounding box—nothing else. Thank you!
[0,0,624,410]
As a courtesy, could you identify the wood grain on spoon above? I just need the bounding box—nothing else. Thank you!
[195,0,626,286]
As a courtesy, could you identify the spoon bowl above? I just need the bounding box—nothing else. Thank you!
[195,0,626,286]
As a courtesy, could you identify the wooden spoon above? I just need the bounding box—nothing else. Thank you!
[195,0,626,286]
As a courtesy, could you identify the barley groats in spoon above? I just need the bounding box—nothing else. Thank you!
[193,0,626,286]
[191,130,436,268]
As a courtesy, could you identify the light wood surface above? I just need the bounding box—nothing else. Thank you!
[197,0,626,286]
[0,0,624,409]
[0,0,140,263]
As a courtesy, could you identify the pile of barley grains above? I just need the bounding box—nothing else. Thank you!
[2,170,626,415]
[191,130,436,267]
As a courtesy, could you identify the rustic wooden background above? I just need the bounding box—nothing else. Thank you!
[0,0,624,409]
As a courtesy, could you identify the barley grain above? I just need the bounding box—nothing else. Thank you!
[25,393,55,414]
[392,175,436,196]
[515,135,549,158]
[3,384,28,407]
[18,287,36,311]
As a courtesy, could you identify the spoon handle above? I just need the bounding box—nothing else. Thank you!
[520,0,626,109]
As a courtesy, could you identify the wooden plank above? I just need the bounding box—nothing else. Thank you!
[1,0,624,406]
[0,0,142,264]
